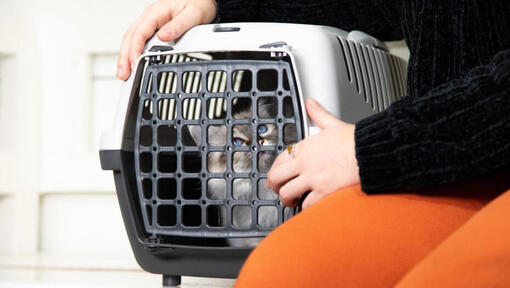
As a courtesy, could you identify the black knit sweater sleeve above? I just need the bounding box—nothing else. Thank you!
[355,49,510,193]
[215,0,402,41]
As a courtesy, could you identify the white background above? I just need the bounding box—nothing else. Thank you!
[0,0,151,264]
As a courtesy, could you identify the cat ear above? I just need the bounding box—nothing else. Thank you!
[188,125,202,145]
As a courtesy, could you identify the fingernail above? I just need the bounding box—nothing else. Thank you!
[116,67,123,78]
[308,98,319,108]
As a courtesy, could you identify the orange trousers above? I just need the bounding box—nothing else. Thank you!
[236,173,510,287]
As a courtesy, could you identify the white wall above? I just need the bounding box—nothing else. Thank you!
[387,40,410,61]
[39,193,131,255]
[0,196,15,253]
[0,0,151,263]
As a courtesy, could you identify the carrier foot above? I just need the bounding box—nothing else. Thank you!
[162,275,181,287]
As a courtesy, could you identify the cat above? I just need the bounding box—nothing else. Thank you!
[188,98,297,247]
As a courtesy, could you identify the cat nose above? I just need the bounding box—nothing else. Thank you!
[258,139,264,145]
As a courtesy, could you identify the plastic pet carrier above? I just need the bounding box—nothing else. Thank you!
[99,23,407,286]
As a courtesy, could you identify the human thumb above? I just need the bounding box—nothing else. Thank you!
[306,98,340,129]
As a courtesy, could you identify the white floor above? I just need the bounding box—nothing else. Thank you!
[0,254,235,288]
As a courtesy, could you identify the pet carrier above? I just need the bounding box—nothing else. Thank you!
[99,23,407,286]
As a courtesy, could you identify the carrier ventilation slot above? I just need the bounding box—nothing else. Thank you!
[140,53,246,121]
[338,37,407,112]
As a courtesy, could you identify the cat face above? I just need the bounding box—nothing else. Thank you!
[185,99,297,246]
[190,124,281,171]
[188,101,297,175]
[188,117,282,202]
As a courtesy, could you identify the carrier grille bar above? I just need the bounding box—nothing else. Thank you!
[140,53,246,122]
[134,56,303,238]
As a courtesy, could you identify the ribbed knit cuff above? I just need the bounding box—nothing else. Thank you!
[355,110,403,193]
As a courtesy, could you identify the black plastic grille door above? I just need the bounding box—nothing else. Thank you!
[134,58,303,238]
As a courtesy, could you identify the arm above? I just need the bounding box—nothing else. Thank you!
[267,49,510,208]
[356,49,510,193]
[117,0,217,80]
[216,0,403,41]
[117,0,402,80]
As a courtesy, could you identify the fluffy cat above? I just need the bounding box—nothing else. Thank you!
[188,99,297,247]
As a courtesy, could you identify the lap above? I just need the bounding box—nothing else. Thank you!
[396,188,510,288]
[235,173,509,288]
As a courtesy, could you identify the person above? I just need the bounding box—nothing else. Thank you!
[117,0,510,286]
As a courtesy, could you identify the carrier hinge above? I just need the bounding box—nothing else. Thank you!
[146,235,162,249]
[145,236,177,253]
[259,41,290,59]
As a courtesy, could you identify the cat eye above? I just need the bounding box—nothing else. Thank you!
[232,138,244,147]
[257,125,268,134]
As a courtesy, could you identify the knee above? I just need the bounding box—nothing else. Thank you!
[235,188,358,287]
[235,219,299,287]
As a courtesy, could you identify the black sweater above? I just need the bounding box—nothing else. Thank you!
[216,0,510,193]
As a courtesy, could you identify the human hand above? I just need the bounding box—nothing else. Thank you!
[266,98,360,210]
[117,0,217,80]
